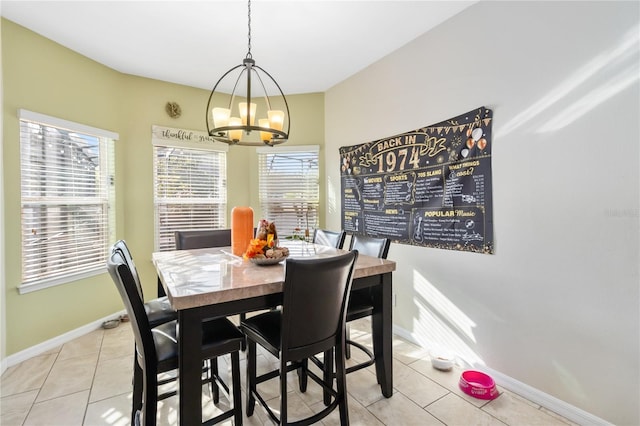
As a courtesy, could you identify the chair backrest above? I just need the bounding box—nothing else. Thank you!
[112,240,144,300]
[175,229,232,250]
[348,234,390,259]
[280,250,358,361]
[312,229,346,249]
[107,249,157,366]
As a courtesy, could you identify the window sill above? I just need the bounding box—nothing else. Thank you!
[18,267,106,294]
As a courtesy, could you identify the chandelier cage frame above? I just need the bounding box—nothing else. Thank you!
[205,0,291,147]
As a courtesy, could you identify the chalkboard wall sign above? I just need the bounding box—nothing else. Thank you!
[340,106,494,254]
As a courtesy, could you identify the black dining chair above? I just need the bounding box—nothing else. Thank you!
[241,251,358,425]
[344,234,391,371]
[107,249,244,426]
[312,228,346,249]
[112,240,189,422]
[112,240,177,328]
[175,228,255,350]
[175,228,232,250]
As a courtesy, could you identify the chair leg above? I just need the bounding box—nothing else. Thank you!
[209,358,220,403]
[297,358,308,392]
[143,367,158,426]
[323,349,334,406]
[245,339,256,417]
[345,325,351,359]
[230,351,243,426]
[335,345,350,426]
[132,360,143,425]
[280,362,288,426]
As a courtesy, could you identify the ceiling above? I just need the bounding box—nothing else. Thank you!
[1,1,476,95]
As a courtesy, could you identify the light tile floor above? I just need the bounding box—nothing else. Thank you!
[1,318,577,425]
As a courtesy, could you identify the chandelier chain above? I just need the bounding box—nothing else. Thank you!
[205,0,290,146]
[247,0,252,58]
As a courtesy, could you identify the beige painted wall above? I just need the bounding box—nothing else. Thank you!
[1,18,324,353]
[2,19,125,354]
[119,75,324,292]
[324,2,639,425]
[1,17,6,366]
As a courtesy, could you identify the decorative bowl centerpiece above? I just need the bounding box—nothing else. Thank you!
[249,255,287,266]
[244,220,289,266]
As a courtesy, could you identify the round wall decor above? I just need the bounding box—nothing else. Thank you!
[165,101,182,118]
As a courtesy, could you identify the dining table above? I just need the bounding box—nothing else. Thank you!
[152,240,396,425]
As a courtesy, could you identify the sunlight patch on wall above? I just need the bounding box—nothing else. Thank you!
[538,65,639,133]
[327,177,338,216]
[414,270,476,341]
[552,359,588,402]
[498,24,639,138]
[412,269,484,366]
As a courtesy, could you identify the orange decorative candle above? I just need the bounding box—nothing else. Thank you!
[231,206,254,257]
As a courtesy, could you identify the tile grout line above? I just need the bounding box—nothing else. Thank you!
[81,329,107,426]
[24,347,64,425]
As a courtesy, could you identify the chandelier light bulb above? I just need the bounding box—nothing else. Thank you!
[204,0,290,146]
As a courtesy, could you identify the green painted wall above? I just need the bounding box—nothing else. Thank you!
[2,18,324,355]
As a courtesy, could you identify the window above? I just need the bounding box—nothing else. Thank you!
[19,110,117,293]
[153,130,227,251]
[258,146,319,237]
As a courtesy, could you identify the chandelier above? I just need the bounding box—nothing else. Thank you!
[205,0,290,146]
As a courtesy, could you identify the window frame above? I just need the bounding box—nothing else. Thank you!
[151,125,229,251]
[18,109,118,294]
[257,145,320,239]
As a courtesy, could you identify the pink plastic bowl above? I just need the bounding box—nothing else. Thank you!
[459,370,499,400]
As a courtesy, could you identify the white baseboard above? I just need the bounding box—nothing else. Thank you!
[477,365,612,426]
[2,310,125,372]
[392,324,611,426]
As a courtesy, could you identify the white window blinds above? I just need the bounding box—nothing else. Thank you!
[153,145,227,251]
[258,146,319,237]
[19,110,117,293]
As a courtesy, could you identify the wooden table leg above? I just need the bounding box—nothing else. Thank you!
[178,310,203,425]
[372,272,393,397]
[157,276,166,297]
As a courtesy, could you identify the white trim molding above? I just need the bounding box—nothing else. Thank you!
[3,310,125,369]
[257,144,319,154]
[392,324,611,426]
[18,109,119,140]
